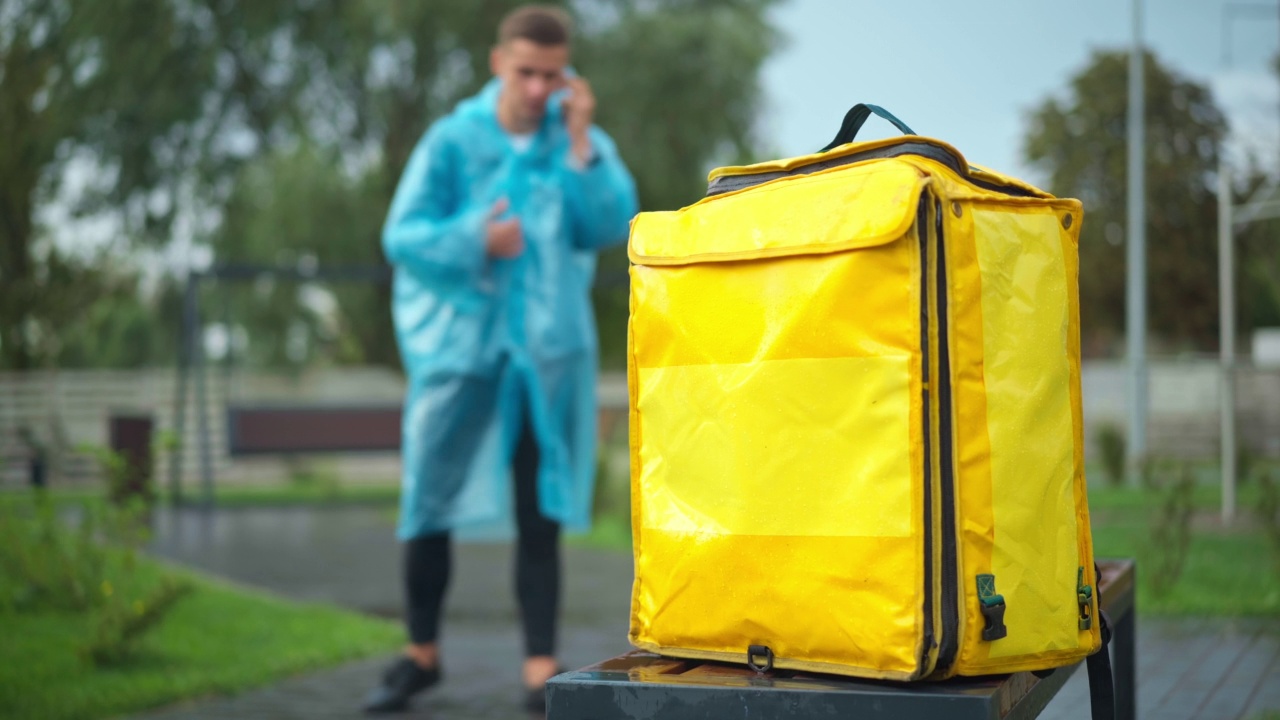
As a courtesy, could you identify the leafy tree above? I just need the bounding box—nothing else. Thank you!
[201,1,538,369]
[1232,55,1280,337]
[54,271,183,369]
[210,0,781,370]
[3,0,781,370]
[0,0,343,369]
[211,143,386,368]
[1235,170,1280,338]
[0,0,215,368]
[1023,50,1227,355]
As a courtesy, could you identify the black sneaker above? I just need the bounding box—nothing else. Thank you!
[524,685,547,714]
[363,656,442,714]
[523,667,565,714]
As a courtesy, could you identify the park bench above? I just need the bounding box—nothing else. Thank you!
[223,376,630,457]
[225,405,403,456]
[224,397,630,457]
[180,385,631,501]
[548,559,1135,720]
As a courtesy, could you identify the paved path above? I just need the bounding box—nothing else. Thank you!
[1041,617,1280,720]
[132,506,1280,720]
[138,506,631,719]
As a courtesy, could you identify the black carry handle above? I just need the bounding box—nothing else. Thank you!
[820,104,917,153]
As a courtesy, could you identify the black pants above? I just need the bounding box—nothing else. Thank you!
[404,421,561,657]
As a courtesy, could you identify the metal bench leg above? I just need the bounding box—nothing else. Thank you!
[1113,606,1136,720]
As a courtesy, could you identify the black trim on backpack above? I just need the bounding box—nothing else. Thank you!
[705,142,1039,199]
[933,199,961,674]
[918,195,936,674]
[1087,564,1116,720]
[707,142,967,196]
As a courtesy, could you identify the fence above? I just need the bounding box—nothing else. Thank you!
[2,360,1277,491]
[0,367,405,491]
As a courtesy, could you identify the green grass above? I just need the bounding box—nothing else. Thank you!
[1086,478,1268,513]
[211,482,399,508]
[1086,478,1280,615]
[570,512,632,552]
[1091,523,1280,616]
[0,482,401,510]
[0,557,401,720]
[0,487,103,508]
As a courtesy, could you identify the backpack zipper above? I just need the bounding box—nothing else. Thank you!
[933,198,961,675]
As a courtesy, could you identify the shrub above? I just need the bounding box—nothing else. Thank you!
[0,492,192,667]
[1094,422,1126,487]
[1145,461,1195,596]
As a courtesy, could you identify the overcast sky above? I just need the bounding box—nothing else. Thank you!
[759,0,1280,183]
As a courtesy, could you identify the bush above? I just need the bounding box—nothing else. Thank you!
[82,576,193,665]
[0,492,107,612]
[1094,422,1126,487]
[1256,466,1280,579]
[591,430,630,524]
[0,492,192,667]
[1145,461,1195,596]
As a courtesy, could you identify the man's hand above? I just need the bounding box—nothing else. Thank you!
[562,76,595,165]
[485,198,523,258]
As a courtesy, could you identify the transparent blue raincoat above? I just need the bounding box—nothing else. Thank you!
[383,78,638,540]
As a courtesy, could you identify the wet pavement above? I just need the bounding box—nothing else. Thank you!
[136,505,632,719]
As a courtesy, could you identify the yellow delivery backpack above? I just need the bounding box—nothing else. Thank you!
[626,105,1110,692]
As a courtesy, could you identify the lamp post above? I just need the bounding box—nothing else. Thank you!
[1126,0,1148,484]
[1218,162,1237,525]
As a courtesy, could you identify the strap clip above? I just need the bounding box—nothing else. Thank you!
[1078,566,1094,631]
[977,574,1008,641]
[746,644,774,673]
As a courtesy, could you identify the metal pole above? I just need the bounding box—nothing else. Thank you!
[192,278,215,510]
[1126,0,1148,483]
[169,274,196,505]
[1218,161,1237,525]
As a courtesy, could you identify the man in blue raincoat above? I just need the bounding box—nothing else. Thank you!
[363,5,637,715]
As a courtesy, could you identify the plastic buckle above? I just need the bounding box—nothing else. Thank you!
[1078,567,1094,631]
[980,599,1008,641]
[976,574,1008,642]
[746,644,774,673]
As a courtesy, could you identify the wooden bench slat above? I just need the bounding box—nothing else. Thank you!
[227,406,401,455]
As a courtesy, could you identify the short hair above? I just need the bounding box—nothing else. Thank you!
[498,5,572,47]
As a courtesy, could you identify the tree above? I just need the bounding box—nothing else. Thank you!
[210,143,387,368]
[210,0,781,370]
[1023,50,1227,355]
[0,0,341,369]
[1235,170,1280,338]
[53,269,182,369]
[0,0,212,368]
[1232,56,1280,337]
[3,0,781,370]
[210,1,569,368]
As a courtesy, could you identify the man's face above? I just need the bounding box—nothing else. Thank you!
[491,38,569,127]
